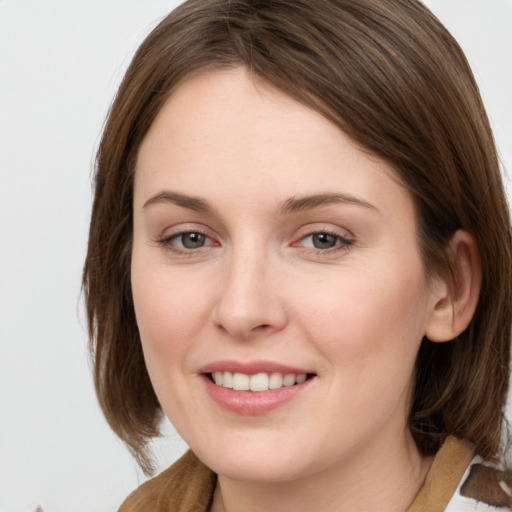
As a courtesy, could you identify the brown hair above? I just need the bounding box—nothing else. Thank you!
[83,0,512,475]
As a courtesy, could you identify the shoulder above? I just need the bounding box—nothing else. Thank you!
[118,450,216,512]
[446,453,512,511]
[410,436,511,511]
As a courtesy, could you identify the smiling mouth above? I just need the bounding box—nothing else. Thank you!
[207,371,315,392]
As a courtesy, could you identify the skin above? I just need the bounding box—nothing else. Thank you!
[131,67,460,511]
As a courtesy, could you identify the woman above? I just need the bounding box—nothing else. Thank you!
[83,0,512,510]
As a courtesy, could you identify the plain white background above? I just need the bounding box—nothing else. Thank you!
[0,1,510,511]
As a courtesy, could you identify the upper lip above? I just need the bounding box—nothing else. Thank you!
[199,359,314,375]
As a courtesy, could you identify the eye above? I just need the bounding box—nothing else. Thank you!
[306,232,338,249]
[298,230,353,252]
[174,232,208,249]
[160,230,215,252]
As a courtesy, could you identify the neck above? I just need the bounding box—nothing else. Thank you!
[210,430,433,512]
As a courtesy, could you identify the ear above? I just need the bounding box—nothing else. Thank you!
[425,230,482,343]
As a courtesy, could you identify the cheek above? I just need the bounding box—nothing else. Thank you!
[295,259,430,371]
[296,263,430,441]
[130,259,218,420]
[130,259,213,366]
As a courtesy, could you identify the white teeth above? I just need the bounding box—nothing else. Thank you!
[222,371,233,389]
[250,373,269,391]
[233,372,250,390]
[211,371,309,392]
[214,371,223,386]
[269,372,283,389]
[283,373,296,387]
[296,373,307,384]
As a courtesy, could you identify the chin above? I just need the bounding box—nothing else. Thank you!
[187,433,319,483]
[208,454,310,483]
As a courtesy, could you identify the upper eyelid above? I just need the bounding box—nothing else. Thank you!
[292,223,355,240]
[300,231,353,242]
[157,223,215,239]
[168,231,211,241]
[295,232,354,249]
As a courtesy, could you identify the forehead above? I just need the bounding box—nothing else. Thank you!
[134,67,412,222]
[136,67,349,173]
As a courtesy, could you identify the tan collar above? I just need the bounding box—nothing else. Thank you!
[407,436,475,512]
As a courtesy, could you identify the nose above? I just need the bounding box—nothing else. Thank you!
[213,246,288,341]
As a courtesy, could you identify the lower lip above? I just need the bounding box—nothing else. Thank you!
[202,375,314,415]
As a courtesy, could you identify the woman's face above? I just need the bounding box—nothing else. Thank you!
[131,67,441,482]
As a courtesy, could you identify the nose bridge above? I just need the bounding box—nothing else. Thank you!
[214,239,286,339]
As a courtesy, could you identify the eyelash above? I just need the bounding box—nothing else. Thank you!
[156,229,354,256]
[296,230,354,255]
[157,230,216,255]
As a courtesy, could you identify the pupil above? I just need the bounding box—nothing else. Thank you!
[182,233,205,249]
[313,233,336,249]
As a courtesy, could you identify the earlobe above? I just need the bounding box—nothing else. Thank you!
[424,230,482,343]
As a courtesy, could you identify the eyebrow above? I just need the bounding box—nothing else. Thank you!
[142,191,378,215]
[278,193,378,214]
[143,191,213,213]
